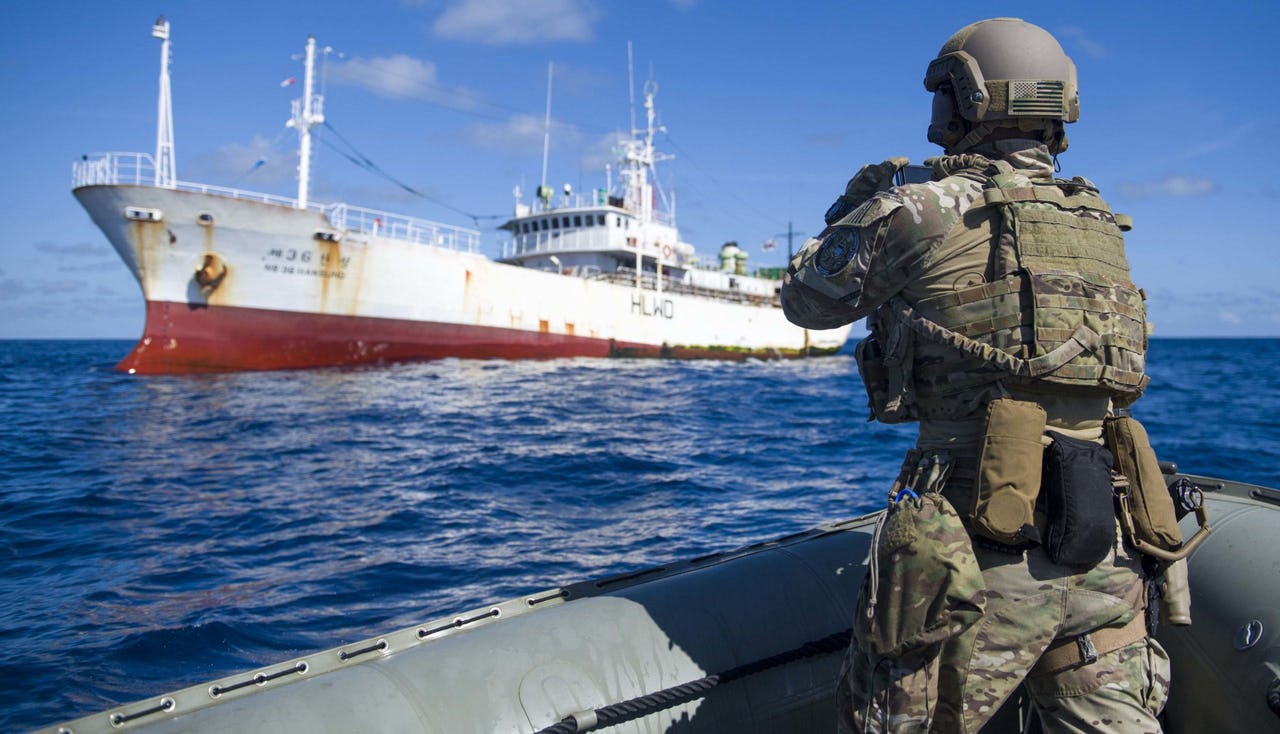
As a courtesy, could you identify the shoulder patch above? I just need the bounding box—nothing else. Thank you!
[842,193,903,228]
[814,227,860,277]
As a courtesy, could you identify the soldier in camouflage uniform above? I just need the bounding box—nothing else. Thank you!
[782,18,1170,734]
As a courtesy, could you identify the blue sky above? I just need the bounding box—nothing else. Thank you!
[2,0,1277,339]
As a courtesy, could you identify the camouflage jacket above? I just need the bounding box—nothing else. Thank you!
[782,141,1145,429]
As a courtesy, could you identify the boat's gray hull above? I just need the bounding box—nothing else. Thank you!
[34,476,1280,733]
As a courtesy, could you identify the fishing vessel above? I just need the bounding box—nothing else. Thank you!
[71,21,851,374]
[30,471,1280,733]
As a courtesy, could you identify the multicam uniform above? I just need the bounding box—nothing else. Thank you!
[782,140,1170,733]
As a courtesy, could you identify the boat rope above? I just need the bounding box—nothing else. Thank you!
[533,628,851,734]
[319,121,505,228]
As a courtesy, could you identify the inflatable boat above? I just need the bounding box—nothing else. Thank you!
[33,472,1280,733]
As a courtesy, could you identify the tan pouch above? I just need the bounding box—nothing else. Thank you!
[1105,416,1182,550]
[972,398,1046,545]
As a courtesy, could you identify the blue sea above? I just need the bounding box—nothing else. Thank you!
[2,338,1277,732]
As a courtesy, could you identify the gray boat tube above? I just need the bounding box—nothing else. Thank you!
[33,475,1280,734]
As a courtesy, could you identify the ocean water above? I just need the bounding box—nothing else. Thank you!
[1,338,1276,732]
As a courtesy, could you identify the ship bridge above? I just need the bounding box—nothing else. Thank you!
[497,189,692,280]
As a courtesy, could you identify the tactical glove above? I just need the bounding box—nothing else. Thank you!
[824,157,910,225]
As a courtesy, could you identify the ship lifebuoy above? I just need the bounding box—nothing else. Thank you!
[661,244,672,259]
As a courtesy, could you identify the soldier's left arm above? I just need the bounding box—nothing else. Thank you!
[781,193,910,329]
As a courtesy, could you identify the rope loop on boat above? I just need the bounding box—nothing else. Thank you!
[533,629,852,733]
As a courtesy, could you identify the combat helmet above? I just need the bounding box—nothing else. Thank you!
[924,18,1079,154]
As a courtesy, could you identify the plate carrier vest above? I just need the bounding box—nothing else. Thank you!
[857,160,1149,423]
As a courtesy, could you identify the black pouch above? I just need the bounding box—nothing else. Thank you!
[1043,432,1116,567]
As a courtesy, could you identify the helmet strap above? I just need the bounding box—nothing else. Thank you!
[949,121,997,154]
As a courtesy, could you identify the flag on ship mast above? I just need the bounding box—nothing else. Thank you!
[280,76,298,88]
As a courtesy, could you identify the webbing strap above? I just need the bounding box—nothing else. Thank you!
[1029,613,1148,677]
[889,296,1100,379]
[982,185,1108,211]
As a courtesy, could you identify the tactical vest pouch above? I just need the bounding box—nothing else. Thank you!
[972,398,1046,545]
[1105,416,1183,551]
[855,310,916,424]
[1043,432,1116,567]
[856,490,986,660]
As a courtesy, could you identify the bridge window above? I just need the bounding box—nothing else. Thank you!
[551,218,559,229]
[573,215,582,227]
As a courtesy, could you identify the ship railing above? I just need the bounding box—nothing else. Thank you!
[501,231,694,268]
[179,181,320,210]
[72,152,480,252]
[72,151,322,210]
[600,267,780,307]
[501,229,613,258]
[72,151,159,188]
[326,204,480,253]
[524,192,676,226]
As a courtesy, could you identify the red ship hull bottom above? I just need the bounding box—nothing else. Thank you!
[117,301,840,374]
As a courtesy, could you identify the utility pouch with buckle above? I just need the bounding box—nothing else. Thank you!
[857,478,987,660]
[972,398,1046,545]
[1043,431,1116,567]
[855,309,917,424]
[1108,418,1213,563]
[1104,416,1182,551]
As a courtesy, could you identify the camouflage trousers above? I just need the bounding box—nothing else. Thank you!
[836,533,1170,733]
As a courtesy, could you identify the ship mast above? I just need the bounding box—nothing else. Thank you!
[619,78,672,226]
[151,16,176,189]
[288,36,326,209]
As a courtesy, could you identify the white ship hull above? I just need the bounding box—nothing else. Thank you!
[75,184,850,373]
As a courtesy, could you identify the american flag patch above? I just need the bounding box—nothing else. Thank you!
[1008,80,1065,116]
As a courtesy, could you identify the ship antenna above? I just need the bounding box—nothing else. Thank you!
[540,62,553,193]
[287,36,326,209]
[627,41,636,136]
[151,16,176,189]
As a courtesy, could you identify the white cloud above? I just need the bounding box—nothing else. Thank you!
[547,61,611,96]
[1145,287,1280,336]
[329,55,484,109]
[1056,26,1107,59]
[450,119,620,182]
[191,135,296,187]
[433,0,601,45]
[1181,121,1258,159]
[35,240,102,257]
[0,278,87,300]
[579,131,627,173]
[1116,176,1217,199]
[458,114,585,155]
